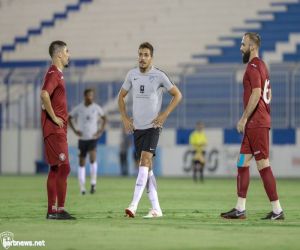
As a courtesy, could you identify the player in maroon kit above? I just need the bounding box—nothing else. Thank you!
[41,41,75,220]
[221,33,284,220]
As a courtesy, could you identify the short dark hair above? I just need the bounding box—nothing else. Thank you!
[139,42,154,56]
[244,32,261,48]
[84,88,94,96]
[49,40,67,58]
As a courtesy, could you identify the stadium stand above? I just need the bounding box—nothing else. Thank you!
[193,0,300,63]
[0,0,288,70]
[0,0,300,129]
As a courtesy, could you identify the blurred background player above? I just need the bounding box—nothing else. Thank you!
[68,89,106,195]
[41,40,75,220]
[189,121,207,182]
[118,42,182,218]
[221,32,284,220]
[119,127,131,176]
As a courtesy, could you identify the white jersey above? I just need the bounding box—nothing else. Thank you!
[69,102,105,140]
[122,66,174,129]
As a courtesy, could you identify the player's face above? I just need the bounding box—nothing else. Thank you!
[196,123,204,131]
[84,91,94,105]
[60,46,70,68]
[240,36,251,64]
[138,48,152,72]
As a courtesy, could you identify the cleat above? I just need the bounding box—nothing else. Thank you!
[143,209,163,219]
[46,213,57,220]
[220,208,246,219]
[56,210,76,220]
[90,185,96,194]
[81,190,86,195]
[125,205,136,218]
[261,211,284,220]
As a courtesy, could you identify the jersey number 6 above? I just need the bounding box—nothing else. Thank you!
[263,79,271,104]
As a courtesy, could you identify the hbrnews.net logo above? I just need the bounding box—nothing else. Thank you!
[0,231,45,249]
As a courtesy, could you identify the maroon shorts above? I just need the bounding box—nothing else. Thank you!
[240,127,270,161]
[44,133,69,166]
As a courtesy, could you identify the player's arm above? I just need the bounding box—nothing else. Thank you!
[152,85,182,128]
[94,115,107,138]
[68,115,82,137]
[40,90,64,128]
[237,88,261,133]
[118,88,135,133]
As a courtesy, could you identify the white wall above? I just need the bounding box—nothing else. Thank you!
[1,129,42,174]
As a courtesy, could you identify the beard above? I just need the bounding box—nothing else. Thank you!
[64,59,69,68]
[242,50,250,64]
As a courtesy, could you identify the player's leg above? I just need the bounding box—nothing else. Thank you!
[56,162,71,210]
[89,141,98,194]
[221,133,252,219]
[192,160,197,183]
[54,134,75,219]
[143,128,162,218]
[44,135,59,219]
[46,165,58,219]
[125,129,149,217]
[78,140,87,195]
[125,150,151,217]
[199,163,204,183]
[192,161,198,182]
[144,165,163,218]
[44,134,75,219]
[123,151,129,176]
[120,151,127,176]
[199,152,205,182]
[56,162,75,220]
[251,128,284,220]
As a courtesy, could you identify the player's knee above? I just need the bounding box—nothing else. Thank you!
[140,156,151,168]
[140,152,152,167]
[256,158,270,171]
[140,158,151,167]
[59,163,71,177]
[50,165,59,172]
[237,154,251,168]
[79,158,86,166]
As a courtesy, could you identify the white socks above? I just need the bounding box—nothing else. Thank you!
[90,161,98,185]
[271,200,283,214]
[78,161,98,192]
[235,198,283,214]
[130,166,148,209]
[147,170,162,212]
[78,166,86,192]
[235,197,246,212]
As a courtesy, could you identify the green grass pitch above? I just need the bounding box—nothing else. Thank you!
[0,176,299,250]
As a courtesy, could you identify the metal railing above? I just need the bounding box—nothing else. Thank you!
[0,63,300,129]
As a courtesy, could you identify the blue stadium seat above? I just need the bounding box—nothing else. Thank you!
[193,1,300,63]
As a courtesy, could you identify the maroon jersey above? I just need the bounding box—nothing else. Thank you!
[243,57,271,128]
[41,65,68,138]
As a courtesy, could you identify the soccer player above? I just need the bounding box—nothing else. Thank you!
[189,121,207,182]
[221,33,284,220]
[41,40,75,220]
[68,89,106,195]
[118,42,182,218]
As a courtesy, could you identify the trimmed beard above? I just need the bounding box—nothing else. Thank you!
[242,50,250,64]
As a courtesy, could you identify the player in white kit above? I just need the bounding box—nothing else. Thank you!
[118,42,182,218]
[69,89,106,194]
